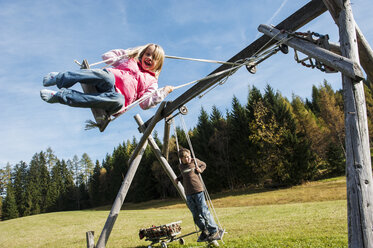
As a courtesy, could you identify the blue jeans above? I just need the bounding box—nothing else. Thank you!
[186,191,218,234]
[53,69,125,115]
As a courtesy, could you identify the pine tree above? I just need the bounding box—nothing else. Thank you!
[2,183,19,220]
[0,164,11,197]
[227,94,253,186]
[80,153,94,186]
[318,85,345,155]
[291,96,328,168]
[13,161,28,217]
[192,107,214,161]
[260,85,317,185]
[89,161,101,207]
[46,147,58,172]
[205,106,231,191]
[27,153,43,215]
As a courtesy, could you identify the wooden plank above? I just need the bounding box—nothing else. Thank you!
[142,0,327,128]
[80,59,111,132]
[335,0,373,247]
[258,24,364,80]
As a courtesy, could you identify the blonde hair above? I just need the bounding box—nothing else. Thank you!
[126,43,165,78]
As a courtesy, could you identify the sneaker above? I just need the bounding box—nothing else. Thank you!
[40,89,58,103]
[208,229,224,241]
[197,230,209,242]
[43,72,59,87]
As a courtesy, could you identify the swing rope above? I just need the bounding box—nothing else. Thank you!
[172,115,225,244]
[83,32,290,130]
[179,115,224,232]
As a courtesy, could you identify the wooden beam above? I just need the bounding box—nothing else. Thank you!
[258,24,364,81]
[143,0,327,128]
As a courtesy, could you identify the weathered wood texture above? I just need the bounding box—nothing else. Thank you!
[95,139,148,248]
[258,24,364,81]
[95,103,166,248]
[135,114,186,202]
[142,0,327,128]
[162,117,172,161]
[323,0,373,81]
[80,60,110,132]
[334,0,373,247]
[86,231,95,248]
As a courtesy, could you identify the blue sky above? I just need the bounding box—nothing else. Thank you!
[1,0,372,168]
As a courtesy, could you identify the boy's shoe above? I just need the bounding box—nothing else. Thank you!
[40,89,59,103]
[208,229,224,241]
[197,230,209,242]
[43,72,59,87]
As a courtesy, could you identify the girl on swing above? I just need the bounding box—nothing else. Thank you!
[40,43,174,115]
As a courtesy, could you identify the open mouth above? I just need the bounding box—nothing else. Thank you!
[144,60,152,67]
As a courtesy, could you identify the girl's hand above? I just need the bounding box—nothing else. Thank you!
[164,86,174,93]
[195,166,202,174]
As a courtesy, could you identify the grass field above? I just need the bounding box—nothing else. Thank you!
[0,177,348,248]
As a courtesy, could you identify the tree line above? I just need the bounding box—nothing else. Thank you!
[1,80,373,221]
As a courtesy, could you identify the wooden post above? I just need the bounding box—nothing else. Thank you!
[162,117,172,161]
[135,114,187,202]
[337,1,373,247]
[86,231,95,248]
[258,24,364,81]
[95,139,148,248]
[95,102,166,248]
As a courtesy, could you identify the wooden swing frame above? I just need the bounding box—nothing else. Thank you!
[86,0,373,247]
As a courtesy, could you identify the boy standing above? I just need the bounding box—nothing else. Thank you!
[175,148,221,242]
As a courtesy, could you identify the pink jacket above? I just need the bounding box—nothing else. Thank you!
[102,49,169,114]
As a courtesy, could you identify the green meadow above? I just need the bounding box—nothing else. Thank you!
[0,177,348,248]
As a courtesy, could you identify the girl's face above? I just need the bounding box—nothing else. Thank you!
[141,45,156,71]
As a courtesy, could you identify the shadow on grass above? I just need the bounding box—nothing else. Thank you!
[89,176,346,211]
[90,184,286,211]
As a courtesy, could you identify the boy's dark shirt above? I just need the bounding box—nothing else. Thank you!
[177,158,206,195]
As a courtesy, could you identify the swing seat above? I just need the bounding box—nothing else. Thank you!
[80,59,111,132]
